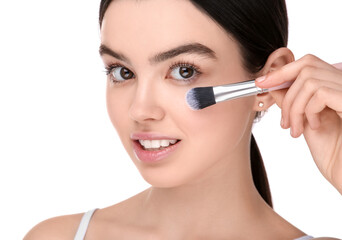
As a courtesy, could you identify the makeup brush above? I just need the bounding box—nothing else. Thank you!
[186,62,342,110]
[186,79,293,110]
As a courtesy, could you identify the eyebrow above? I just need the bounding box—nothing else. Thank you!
[99,42,217,65]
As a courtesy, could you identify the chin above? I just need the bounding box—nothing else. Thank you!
[136,166,192,189]
[139,172,184,188]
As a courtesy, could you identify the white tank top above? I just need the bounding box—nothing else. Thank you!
[73,209,314,240]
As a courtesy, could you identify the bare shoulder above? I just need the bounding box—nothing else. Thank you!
[23,212,83,240]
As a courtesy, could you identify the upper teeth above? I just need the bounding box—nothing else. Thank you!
[138,139,177,149]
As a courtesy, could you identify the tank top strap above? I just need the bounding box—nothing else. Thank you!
[72,210,313,240]
[74,209,97,240]
[294,236,314,240]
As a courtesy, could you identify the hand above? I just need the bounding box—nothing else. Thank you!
[255,54,342,194]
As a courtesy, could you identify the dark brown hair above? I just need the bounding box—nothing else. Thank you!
[99,0,289,208]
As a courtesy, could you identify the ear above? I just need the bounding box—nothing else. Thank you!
[252,47,294,111]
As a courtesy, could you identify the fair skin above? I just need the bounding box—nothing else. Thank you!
[256,57,342,194]
[24,0,342,239]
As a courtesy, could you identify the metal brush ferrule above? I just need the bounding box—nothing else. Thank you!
[213,79,269,103]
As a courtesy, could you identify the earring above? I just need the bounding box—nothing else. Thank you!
[258,102,264,108]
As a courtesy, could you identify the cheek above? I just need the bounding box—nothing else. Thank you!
[106,88,130,137]
[180,96,254,160]
[147,97,254,188]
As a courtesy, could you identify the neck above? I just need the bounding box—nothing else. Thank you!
[137,146,270,238]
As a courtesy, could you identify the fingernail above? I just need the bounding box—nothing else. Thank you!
[281,117,284,128]
[256,76,267,83]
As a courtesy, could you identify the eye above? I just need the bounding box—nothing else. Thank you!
[105,64,135,83]
[171,66,194,79]
[169,62,201,82]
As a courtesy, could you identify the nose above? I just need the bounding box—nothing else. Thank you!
[129,82,165,123]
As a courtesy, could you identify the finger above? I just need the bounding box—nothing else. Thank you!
[306,111,321,131]
[287,78,321,137]
[281,67,324,129]
[255,54,335,88]
[281,68,342,128]
[268,88,288,109]
[282,72,342,128]
[288,80,342,137]
[305,87,342,127]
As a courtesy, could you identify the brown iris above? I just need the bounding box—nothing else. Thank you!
[179,67,194,78]
[120,68,134,79]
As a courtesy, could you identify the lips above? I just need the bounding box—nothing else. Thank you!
[131,133,181,163]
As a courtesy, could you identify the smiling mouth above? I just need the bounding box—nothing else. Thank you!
[137,139,181,151]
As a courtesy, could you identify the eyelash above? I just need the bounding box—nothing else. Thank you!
[104,60,202,85]
[169,60,202,82]
[104,63,127,82]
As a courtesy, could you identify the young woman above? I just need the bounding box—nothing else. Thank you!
[24,0,342,239]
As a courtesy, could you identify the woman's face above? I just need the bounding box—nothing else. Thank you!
[100,0,256,188]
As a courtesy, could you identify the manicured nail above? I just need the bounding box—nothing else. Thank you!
[256,76,267,83]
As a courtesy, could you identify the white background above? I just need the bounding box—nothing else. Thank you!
[0,0,341,239]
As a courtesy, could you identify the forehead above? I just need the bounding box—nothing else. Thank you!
[100,0,238,61]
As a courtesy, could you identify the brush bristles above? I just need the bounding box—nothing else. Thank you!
[186,87,216,110]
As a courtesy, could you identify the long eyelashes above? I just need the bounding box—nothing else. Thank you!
[168,61,202,83]
[104,60,202,85]
[104,63,134,84]
[104,63,123,76]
